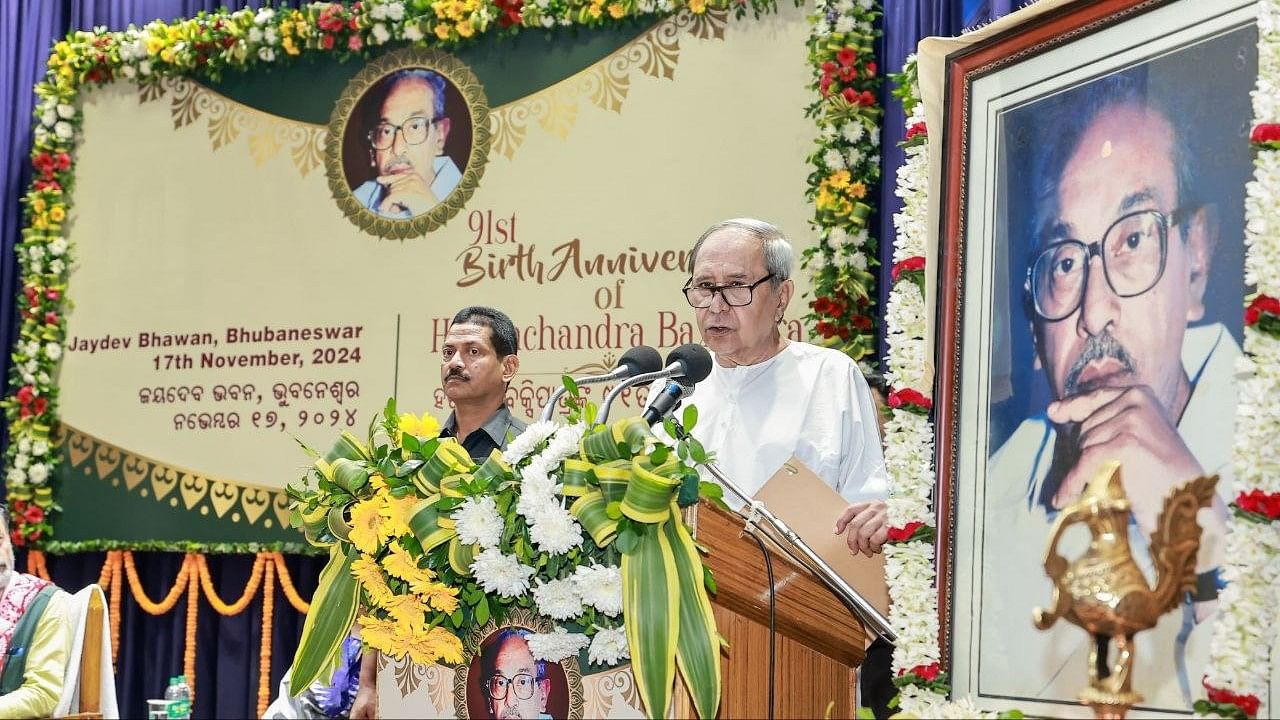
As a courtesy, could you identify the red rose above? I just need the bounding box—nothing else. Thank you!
[905,121,927,140]
[821,61,837,76]
[44,311,58,326]
[886,521,923,542]
[891,255,926,282]
[837,326,850,341]
[1246,306,1260,325]
[32,153,54,173]
[348,17,359,31]
[56,152,71,170]
[11,500,26,513]
[865,61,877,77]
[32,397,47,416]
[842,87,857,104]
[836,47,856,68]
[1204,680,1261,717]
[839,66,856,83]
[23,505,43,525]
[16,386,34,405]
[850,314,872,330]
[1246,294,1280,325]
[10,530,24,548]
[1250,123,1280,144]
[816,321,835,339]
[859,90,876,106]
[347,34,363,51]
[898,662,941,681]
[321,33,336,50]
[888,388,933,412]
[819,75,833,97]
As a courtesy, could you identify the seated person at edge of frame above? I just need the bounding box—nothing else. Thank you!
[352,68,462,219]
[987,72,1237,704]
[0,507,73,719]
[351,305,526,719]
[679,218,897,717]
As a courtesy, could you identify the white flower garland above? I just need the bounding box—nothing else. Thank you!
[1201,1,1280,716]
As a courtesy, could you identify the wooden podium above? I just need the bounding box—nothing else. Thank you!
[670,501,869,719]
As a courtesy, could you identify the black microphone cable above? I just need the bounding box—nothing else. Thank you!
[746,528,777,720]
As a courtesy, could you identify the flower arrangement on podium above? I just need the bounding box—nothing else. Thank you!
[284,388,726,719]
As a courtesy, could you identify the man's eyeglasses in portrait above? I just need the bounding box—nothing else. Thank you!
[484,672,539,701]
[682,274,775,308]
[368,116,441,150]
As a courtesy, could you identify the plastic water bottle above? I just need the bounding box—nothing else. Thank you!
[165,675,192,719]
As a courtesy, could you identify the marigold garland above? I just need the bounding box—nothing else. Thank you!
[273,553,311,613]
[122,551,194,615]
[196,553,265,615]
[184,563,198,704]
[258,559,276,719]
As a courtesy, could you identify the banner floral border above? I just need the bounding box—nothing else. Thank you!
[5,0,886,549]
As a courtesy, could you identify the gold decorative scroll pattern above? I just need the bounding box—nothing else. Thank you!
[138,8,728,172]
[63,425,290,530]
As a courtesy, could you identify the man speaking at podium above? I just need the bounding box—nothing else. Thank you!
[680,218,889,555]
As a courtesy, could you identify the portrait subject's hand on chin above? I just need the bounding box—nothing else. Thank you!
[377,167,439,216]
[1047,385,1216,537]
[835,500,889,557]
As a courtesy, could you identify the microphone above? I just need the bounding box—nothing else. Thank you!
[539,346,662,421]
[641,379,693,426]
[597,344,713,425]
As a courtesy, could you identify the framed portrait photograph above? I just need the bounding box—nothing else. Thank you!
[452,610,585,720]
[326,48,491,239]
[933,0,1258,716]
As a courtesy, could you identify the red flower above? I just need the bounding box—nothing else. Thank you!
[33,180,61,193]
[898,662,941,682]
[496,0,524,28]
[32,397,47,416]
[32,153,54,173]
[813,296,833,315]
[842,87,857,104]
[886,521,923,542]
[865,61,877,77]
[891,255,926,282]
[10,530,24,548]
[19,406,32,419]
[348,17,359,31]
[347,34,363,51]
[905,121,928,141]
[44,311,58,326]
[56,153,71,171]
[836,47,856,68]
[1245,294,1280,326]
[23,505,43,525]
[27,528,41,542]
[1204,680,1261,717]
[839,66,856,83]
[45,289,59,301]
[321,33,336,50]
[1236,489,1280,520]
[11,500,27,513]
[1250,123,1280,145]
[849,314,872,330]
[888,388,932,412]
[16,386,34,405]
[821,61,837,76]
[837,326,850,341]
[819,75,833,97]
[858,90,876,106]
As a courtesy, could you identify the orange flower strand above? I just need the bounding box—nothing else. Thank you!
[256,560,276,719]
[271,552,311,613]
[123,551,194,615]
[108,552,122,664]
[26,550,50,581]
[96,550,114,589]
[197,553,265,616]
[184,565,198,705]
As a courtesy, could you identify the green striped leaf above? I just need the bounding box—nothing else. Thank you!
[561,458,596,498]
[473,450,511,487]
[593,462,632,504]
[288,547,359,695]
[409,501,457,553]
[324,431,371,464]
[570,491,619,547]
[621,461,680,523]
[581,426,626,463]
[622,522,679,719]
[420,440,474,486]
[663,507,722,719]
[448,537,478,576]
[330,459,369,494]
[325,504,352,543]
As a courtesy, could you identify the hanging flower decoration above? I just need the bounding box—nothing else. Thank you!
[1198,2,1280,717]
[7,0,785,548]
[803,0,883,364]
[286,391,728,720]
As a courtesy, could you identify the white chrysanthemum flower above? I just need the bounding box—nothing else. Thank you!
[849,252,868,271]
[21,372,34,386]
[41,108,57,127]
[257,46,276,62]
[44,343,62,360]
[842,122,865,143]
[263,26,279,45]
[834,15,855,33]
[31,440,49,457]
[371,22,391,44]
[451,495,504,549]
[370,2,389,19]
[588,625,629,665]
[470,548,534,598]
[504,420,558,465]
[17,438,31,455]
[255,7,275,23]
[529,506,583,555]
[57,103,75,120]
[6,468,26,485]
[13,454,29,470]
[27,464,49,485]
[526,628,588,662]
[574,564,622,616]
[139,60,152,75]
[54,121,74,140]
[36,372,49,385]
[544,423,586,465]
[48,259,64,275]
[386,2,406,21]
[532,577,582,620]
[822,148,845,169]
[404,24,424,41]
[122,65,137,79]
[248,26,263,43]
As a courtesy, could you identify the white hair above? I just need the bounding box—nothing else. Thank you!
[688,218,794,284]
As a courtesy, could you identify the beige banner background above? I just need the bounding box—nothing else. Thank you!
[58,3,815,497]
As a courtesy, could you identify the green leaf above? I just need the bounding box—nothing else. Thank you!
[702,564,718,595]
[606,501,623,520]
[663,418,679,441]
[688,438,708,464]
[649,445,669,466]
[475,595,491,626]
[400,433,421,454]
[584,401,598,426]
[622,522,680,720]
[664,516,721,719]
[681,404,698,432]
[562,374,579,397]
[287,547,359,695]
[615,527,640,555]
[676,473,700,508]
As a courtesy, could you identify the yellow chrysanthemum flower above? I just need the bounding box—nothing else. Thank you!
[49,206,66,223]
[31,217,48,231]
[827,170,852,190]
[434,24,451,40]
[456,21,475,38]
[689,0,707,13]
[409,626,464,666]
[357,615,397,656]
[588,4,603,18]
[848,181,867,200]
[146,36,165,55]
[348,499,384,555]
[419,582,461,614]
[383,592,427,630]
[815,187,835,211]
[398,412,441,444]
[608,2,626,18]
[369,473,389,493]
[31,198,46,214]
[282,36,299,55]
[378,493,418,540]
[159,47,176,64]
[381,541,420,582]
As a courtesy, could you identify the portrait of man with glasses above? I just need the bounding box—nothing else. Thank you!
[981,37,1254,710]
[349,67,464,219]
[470,628,560,719]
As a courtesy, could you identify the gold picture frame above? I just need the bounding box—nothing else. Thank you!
[326,48,491,239]
[451,609,586,720]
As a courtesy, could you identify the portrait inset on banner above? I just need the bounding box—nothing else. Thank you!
[934,0,1260,715]
[453,612,583,720]
[326,49,490,239]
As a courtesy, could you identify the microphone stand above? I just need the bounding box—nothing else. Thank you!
[595,368,676,426]
[539,369,626,422]
[670,420,897,643]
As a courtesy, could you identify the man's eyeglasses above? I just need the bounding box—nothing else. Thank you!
[682,274,775,308]
[1026,209,1182,321]
[368,116,441,150]
[484,672,539,701]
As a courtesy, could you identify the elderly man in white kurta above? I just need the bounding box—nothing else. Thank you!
[681,218,889,557]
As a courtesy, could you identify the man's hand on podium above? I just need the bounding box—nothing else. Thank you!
[834,500,889,557]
